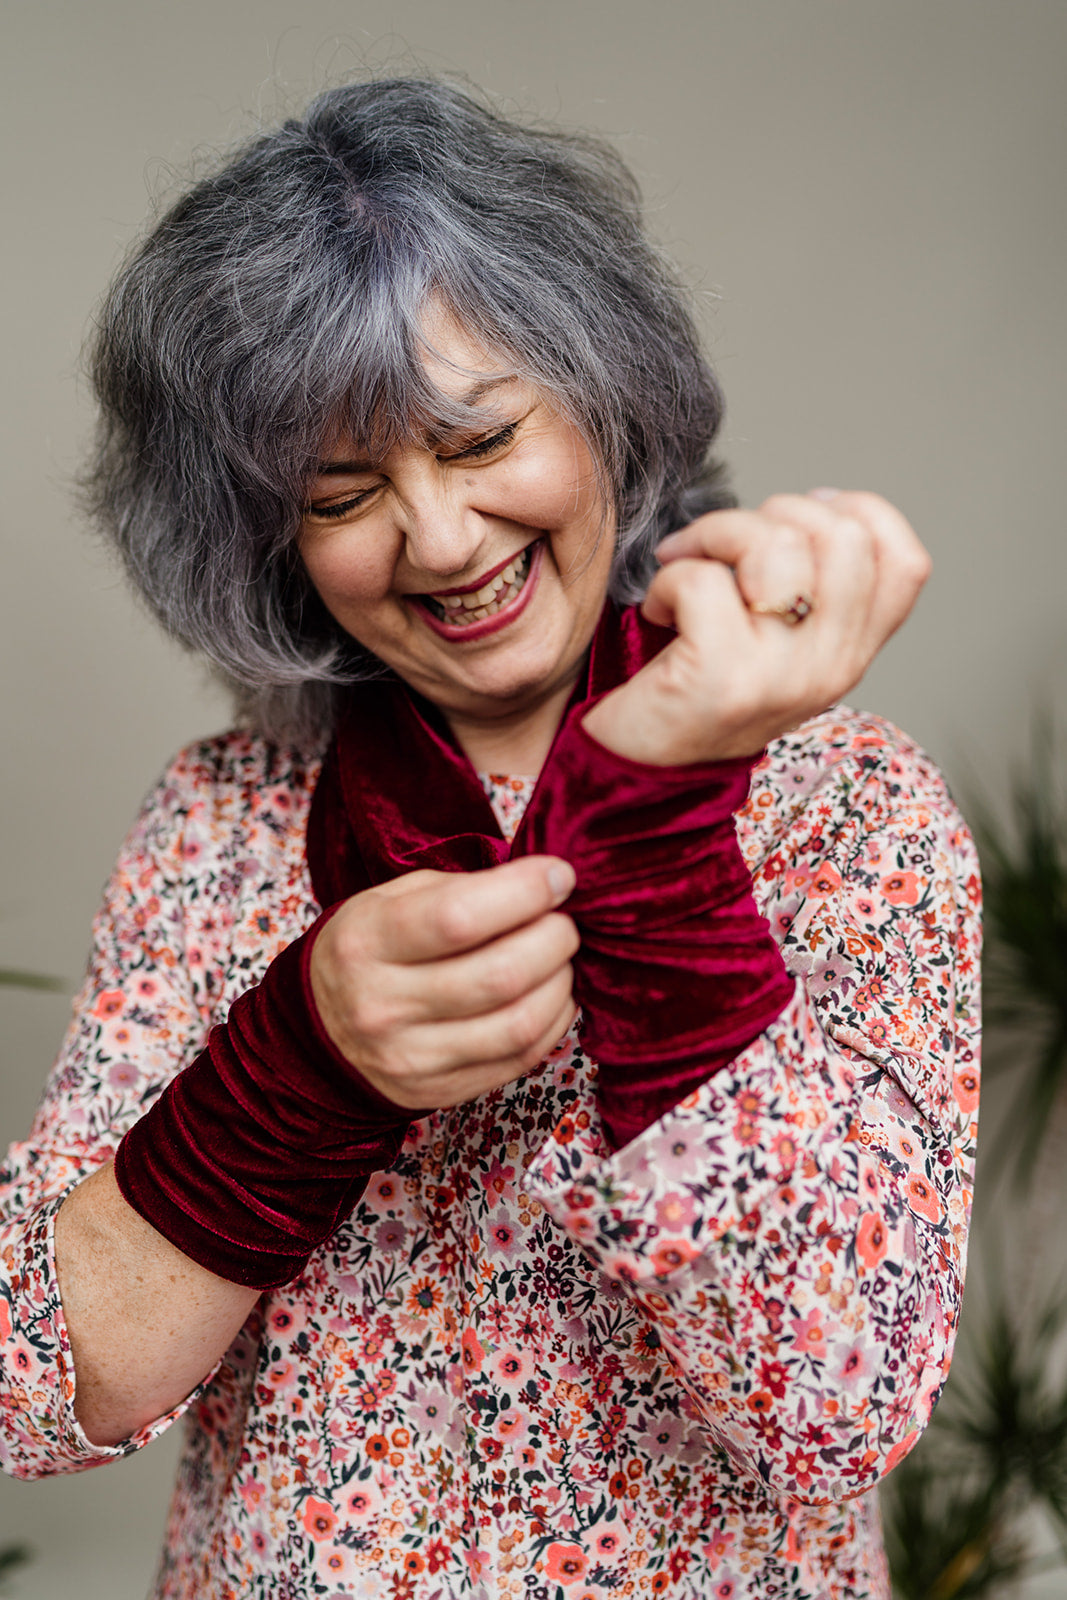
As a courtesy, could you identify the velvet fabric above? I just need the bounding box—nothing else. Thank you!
[115,601,792,1287]
[308,602,794,1149]
[114,910,412,1288]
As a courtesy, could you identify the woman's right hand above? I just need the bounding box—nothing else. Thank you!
[309,857,580,1110]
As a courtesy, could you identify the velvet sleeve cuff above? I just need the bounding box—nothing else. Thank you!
[114,909,413,1289]
[511,705,795,1148]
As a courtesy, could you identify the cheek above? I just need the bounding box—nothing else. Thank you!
[299,534,394,615]
[498,436,604,531]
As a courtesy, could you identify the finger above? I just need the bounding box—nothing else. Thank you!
[655,507,817,620]
[398,911,580,1023]
[761,491,925,666]
[641,551,751,636]
[825,491,931,643]
[368,855,577,965]
[371,965,578,1109]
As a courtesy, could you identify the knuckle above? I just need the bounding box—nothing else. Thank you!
[348,994,397,1041]
[760,492,801,521]
[481,950,522,1005]
[504,995,546,1057]
[552,913,581,959]
[433,894,478,950]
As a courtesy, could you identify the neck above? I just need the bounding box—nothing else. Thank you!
[444,677,578,777]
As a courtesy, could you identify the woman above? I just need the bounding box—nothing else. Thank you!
[0,78,979,1599]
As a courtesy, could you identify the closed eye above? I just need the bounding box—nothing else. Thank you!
[444,421,519,461]
[304,484,383,521]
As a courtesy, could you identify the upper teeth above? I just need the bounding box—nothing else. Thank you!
[436,550,529,615]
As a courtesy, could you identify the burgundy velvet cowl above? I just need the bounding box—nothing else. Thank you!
[115,601,792,1288]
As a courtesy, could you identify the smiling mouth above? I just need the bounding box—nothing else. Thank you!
[418,543,536,627]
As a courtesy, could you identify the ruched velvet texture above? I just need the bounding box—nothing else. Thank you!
[115,602,793,1288]
[309,602,794,1151]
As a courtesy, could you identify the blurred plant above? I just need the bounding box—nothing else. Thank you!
[971,722,1067,1186]
[0,970,63,991]
[883,1281,1067,1599]
[0,1545,31,1592]
[882,722,1067,1599]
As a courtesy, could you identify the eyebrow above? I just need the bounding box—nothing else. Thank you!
[313,375,517,476]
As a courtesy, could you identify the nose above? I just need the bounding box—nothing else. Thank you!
[394,465,489,583]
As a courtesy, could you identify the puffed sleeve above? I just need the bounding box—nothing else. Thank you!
[526,710,981,1504]
[0,745,244,1477]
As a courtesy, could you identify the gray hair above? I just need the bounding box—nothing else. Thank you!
[83,77,733,744]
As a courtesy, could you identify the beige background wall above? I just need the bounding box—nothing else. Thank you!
[2,3,1064,1595]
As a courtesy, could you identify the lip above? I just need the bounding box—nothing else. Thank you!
[423,546,527,600]
[410,538,544,643]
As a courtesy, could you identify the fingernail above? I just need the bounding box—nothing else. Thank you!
[547,862,576,900]
[807,487,840,501]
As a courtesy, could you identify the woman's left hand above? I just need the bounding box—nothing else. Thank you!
[582,491,931,765]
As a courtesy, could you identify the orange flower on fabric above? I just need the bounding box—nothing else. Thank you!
[855,1211,889,1272]
[544,1542,588,1584]
[301,1497,337,1541]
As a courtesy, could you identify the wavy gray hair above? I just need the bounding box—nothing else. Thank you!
[83,77,732,743]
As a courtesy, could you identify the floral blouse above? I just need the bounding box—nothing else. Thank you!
[0,706,981,1599]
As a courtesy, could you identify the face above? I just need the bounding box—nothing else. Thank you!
[297,317,615,751]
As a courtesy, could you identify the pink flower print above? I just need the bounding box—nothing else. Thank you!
[494,1348,533,1386]
[703,1528,735,1571]
[881,870,921,906]
[544,1542,588,1585]
[463,1548,492,1581]
[8,1342,35,1380]
[108,1061,140,1091]
[848,890,879,925]
[808,861,842,899]
[370,1175,399,1207]
[646,1124,706,1181]
[650,1236,699,1276]
[237,1477,264,1515]
[301,1496,337,1541]
[907,1172,942,1224]
[268,1302,305,1339]
[837,1341,869,1391]
[856,1210,889,1272]
[265,1360,295,1391]
[92,990,125,1020]
[654,1191,696,1231]
[374,1218,407,1252]
[485,1209,523,1260]
[461,1327,485,1373]
[954,1066,979,1114]
[343,1479,383,1521]
[483,1156,516,1201]
[495,1409,528,1444]
[789,1307,827,1358]
[782,865,813,897]
[587,1519,627,1561]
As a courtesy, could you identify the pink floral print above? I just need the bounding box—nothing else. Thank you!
[0,706,980,1598]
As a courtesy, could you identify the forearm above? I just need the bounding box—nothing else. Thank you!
[54,1162,258,1447]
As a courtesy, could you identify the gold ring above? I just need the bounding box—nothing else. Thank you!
[748,593,814,626]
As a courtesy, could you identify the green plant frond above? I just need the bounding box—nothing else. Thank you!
[882,1456,1027,1600]
[969,718,1067,1179]
[0,1544,32,1586]
[0,968,65,991]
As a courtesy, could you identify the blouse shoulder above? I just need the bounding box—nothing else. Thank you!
[753,703,960,823]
